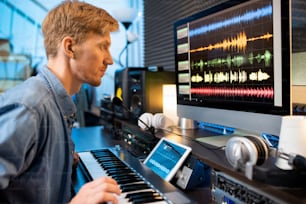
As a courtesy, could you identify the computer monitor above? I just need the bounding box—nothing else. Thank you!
[174,0,291,136]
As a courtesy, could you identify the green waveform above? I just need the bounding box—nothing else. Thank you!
[191,50,273,69]
[248,50,272,67]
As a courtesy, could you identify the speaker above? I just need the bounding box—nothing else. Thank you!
[114,67,175,122]
[276,116,306,170]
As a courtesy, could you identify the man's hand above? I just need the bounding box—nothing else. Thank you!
[70,177,121,204]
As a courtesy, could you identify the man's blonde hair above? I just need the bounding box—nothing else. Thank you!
[42,0,119,58]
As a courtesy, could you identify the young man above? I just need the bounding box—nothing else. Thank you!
[0,1,122,203]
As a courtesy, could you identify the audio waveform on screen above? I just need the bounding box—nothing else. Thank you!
[175,0,275,102]
[189,4,272,37]
[248,51,272,66]
[190,32,272,53]
[249,69,270,81]
[191,86,274,99]
[190,69,270,83]
[191,50,272,69]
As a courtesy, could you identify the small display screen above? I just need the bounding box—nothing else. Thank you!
[144,138,192,181]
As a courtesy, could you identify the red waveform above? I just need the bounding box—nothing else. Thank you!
[191,86,274,99]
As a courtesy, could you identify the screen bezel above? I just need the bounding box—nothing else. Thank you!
[173,0,291,136]
[143,137,192,181]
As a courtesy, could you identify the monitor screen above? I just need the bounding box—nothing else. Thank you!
[174,0,291,136]
[143,137,192,181]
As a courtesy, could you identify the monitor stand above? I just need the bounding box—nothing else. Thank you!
[178,117,197,130]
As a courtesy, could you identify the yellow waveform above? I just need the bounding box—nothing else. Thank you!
[204,71,214,83]
[249,69,270,81]
[248,33,273,42]
[230,71,238,83]
[190,32,272,53]
[191,73,203,83]
[214,72,229,83]
[238,70,248,83]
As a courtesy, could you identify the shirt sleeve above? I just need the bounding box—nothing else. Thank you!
[0,103,38,189]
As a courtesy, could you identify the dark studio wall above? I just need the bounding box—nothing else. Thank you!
[143,0,227,71]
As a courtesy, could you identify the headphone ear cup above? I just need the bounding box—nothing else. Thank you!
[152,113,174,129]
[225,136,269,169]
[152,113,164,129]
[244,136,268,166]
[138,113,153,130]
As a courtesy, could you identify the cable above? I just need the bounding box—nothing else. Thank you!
[112,96,156,137]
[118,43,128,67]
[279,152,306,170]
[161,127,226,151]
[113,96,225,151]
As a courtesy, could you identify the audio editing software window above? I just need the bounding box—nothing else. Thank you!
[177,1,276,106]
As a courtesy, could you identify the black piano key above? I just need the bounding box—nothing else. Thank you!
[92,152,118,161]
[111,173,137,178]
[91,151,114,157]
[101,163,127,168]
[100,162,125,167]
[117,177,143,185]
[106,168,128,175]
[121,183,150,192]
[107,171,134,177]
[112,174,138,180]
[126,191,159,199]
[131,196,165,204]
[104,166,130,171]
[101,164,129,171]
[95,155,117,160]
[126,191,160,202]
[107,172,132,177]
[98,159,121,163]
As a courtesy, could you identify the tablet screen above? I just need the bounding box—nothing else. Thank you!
[143,137,192,181]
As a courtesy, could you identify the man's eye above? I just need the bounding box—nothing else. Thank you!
[100,44,109,50]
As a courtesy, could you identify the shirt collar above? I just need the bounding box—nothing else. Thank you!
[38,66,77,123]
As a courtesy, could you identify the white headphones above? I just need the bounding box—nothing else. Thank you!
[138,112,174,130]
[225,135,269,169]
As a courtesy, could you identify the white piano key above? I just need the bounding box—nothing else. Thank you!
[78,151,108,179]
[79,150,171,204]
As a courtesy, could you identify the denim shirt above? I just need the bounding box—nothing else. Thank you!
[0,66,77,203]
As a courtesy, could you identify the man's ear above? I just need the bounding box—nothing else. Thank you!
[62,36,75,58]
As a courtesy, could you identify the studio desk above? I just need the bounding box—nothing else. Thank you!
[72,124,306,204]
